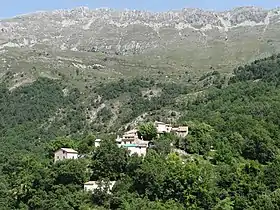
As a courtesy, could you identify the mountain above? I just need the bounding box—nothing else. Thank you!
[2,7,280,209]
[1,6,280,89]
[2,38,280,210]
[0,6,280,156]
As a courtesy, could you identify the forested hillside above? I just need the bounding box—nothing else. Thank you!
[1,55,280,209]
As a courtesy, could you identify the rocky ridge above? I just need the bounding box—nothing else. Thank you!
[1,6,280,91]
[0,6,280,54]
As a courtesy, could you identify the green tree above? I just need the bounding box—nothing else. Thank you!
[51,159,90,186]
[264,157,280,191]
[152,133,175,156]
[137,122,157,140]
[184,121,214,155]
[46,137,79,158]
[78,134,96,154]
[212,197,234,210]
[91,139,129,180]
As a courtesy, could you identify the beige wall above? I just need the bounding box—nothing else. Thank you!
[156,123,172,133]
[127,146,147,156]
[54,150,78,162]
[95,141,101,147]
[156,123,167,133]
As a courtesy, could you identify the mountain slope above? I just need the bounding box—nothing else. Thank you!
[2,6,280,210]
[1,6,280,158]
[1,6,280,90]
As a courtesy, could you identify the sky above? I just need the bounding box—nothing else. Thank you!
[1,0,280,18]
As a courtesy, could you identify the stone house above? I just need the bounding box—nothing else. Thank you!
[121,129,139,144]
[155,121,189,138]
[54,148,78,163]
[155,121,172,134]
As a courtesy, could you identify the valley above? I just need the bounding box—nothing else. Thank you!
[1,6,280,210]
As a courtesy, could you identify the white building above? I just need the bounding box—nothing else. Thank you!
[95,139,102,147]
[116,135,122,147]
[122,144,147,156]
[84,181,116,193]
[54,148,78,163]
[155,121,189,138]
[155,121,172,134]
[115,129,149,156]
[121,129,139,144]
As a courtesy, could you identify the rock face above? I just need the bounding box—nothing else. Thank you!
[0,6,280,55]
[1,6,280,89]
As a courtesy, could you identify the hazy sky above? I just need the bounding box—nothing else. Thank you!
[1,0,280,18]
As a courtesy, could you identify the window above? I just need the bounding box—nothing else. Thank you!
[57,156,60,159]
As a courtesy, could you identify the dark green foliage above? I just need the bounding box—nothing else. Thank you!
[183,121,214,155]
[94,77,190,126]
[252,189,280,210]
[132,152,217,209]
[0,78,64,129]
[47,137,78,158]
[120,196,185,210]
[152,133,174,156]
[137,122,157,140]
[1,154,90,210]
[179,81,280,163]
[90,139,130,180]
[264,157,280,191]
[0,78,89,162]
[51,159,90,186]
[2,54,280,209]
[96,78,153,100]
[230,54,280,84]
[97,107,113,122]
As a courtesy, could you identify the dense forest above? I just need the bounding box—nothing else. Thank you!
[1,54,280,209]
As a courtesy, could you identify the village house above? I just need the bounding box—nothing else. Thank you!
[114,121,188,157]
[95,139,102,147]
[154,121,189,138]
[121,129,139,144]
[54,148,78,163]
[155,121,172,134]
[122,143,148,156]
[84,181,116,194]
[115,129,149,156]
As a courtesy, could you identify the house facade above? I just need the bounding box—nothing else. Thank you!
[155,121,172,134]
[95,139,102,147]
[54,148,78,163]
[121,129,139,144]
[84,181,116,193]
[115,129,149,156]
[122,144,147,156]
[114,121,188,157]
[155,121,189,138]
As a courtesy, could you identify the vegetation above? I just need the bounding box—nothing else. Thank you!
[137,122,157,140]
[1,54,280,209]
